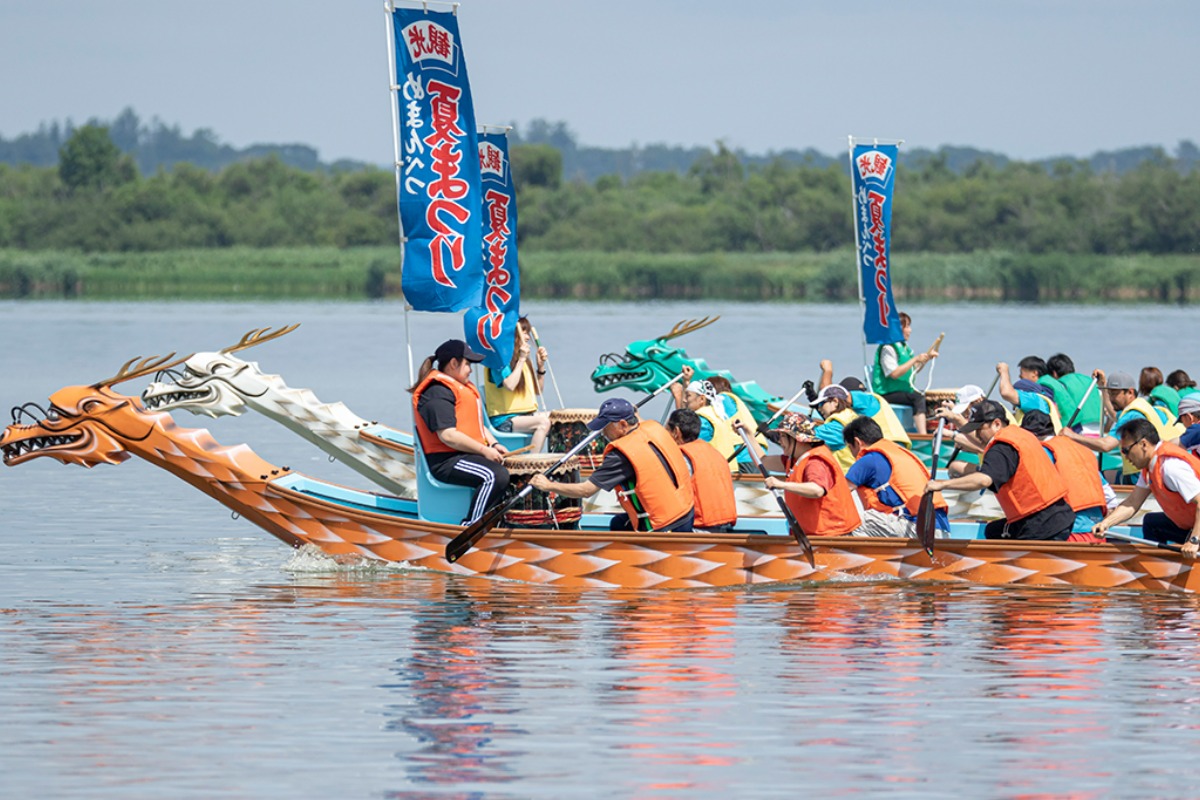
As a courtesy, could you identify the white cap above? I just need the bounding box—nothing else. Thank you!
[952,384,985,414]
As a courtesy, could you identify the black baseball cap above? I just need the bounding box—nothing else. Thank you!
[959,399,1007,434]
[434,339,485,365]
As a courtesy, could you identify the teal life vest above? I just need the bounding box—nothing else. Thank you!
[871,341,915,395]
[1149,384,1181,417]
[1040,372,1101,429]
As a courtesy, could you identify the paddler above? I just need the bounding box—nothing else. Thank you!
[842,416,947,538]
[808,384,862,473]
[925,400,1074,541]
[706,374,767,470]
[668,365,741,471]
[530,397,694,532]
[817,360,911,447]
[1042,353,1102,434]
[1167,369,1200,400]
[1091,417,1200,557]
[1020,410,1116,543]
[1178,397,1200,457]
[411,339,511,524]
[997,360,1063,433]
[870,311,938,434]
[1139,366,1181,418]
[666,409,737,532]
[1062,370,1184,483]
[751,412,862,537]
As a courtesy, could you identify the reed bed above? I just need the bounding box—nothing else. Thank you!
[1,247,1198,303]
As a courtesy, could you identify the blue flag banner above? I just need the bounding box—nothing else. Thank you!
[464,132,520,371]
[390,5,483,312]
[851,143,903,345]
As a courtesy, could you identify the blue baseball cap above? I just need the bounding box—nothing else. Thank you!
[587,397,637,431]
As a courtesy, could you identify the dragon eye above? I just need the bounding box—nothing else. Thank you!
[46,407,61,422]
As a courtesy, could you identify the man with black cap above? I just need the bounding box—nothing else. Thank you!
[531,397,694,532]
[1020,410,1115,541]
[925,399,1074,540]
[411,339,510,524]
[1062,369,1183,482]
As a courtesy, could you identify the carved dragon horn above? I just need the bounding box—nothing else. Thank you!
[93,352,192,388]
[658,315,720,342]
[220,324,301,355]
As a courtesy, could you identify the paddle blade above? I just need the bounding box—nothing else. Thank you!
[915,492,935,556]
[445,501,509,563]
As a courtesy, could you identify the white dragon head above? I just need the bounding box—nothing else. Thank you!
[141,325,298,418]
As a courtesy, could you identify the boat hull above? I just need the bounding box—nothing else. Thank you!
[268,478,1197,593]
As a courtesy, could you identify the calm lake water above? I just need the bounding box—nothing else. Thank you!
[4,299,1200,797]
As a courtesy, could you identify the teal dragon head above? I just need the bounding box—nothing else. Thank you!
[590,316,783,422]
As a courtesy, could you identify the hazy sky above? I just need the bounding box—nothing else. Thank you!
[1,1,1195,164]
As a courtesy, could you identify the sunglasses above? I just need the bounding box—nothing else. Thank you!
[1119,439,1145,457]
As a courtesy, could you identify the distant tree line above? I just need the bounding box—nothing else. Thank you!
[1,123,1198,255]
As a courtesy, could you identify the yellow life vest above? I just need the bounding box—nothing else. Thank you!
[1011,395,1064,434]
[1119,397,1185,475]
[721,391,768,455]
[824,407,861,474]
[695,405,741,472]
[483,360,538,419]
[868,393,912,448]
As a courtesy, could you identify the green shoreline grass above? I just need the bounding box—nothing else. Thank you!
[2,247,1199,302]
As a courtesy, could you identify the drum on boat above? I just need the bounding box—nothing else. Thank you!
[925,388,958,411]
[501,453,583,529]
[547,408,607,469]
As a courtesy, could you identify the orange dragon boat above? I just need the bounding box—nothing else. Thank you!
[2,359,1196,593]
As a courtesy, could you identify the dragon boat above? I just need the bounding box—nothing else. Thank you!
[139,326,1158,524]
[1,359,1192,593]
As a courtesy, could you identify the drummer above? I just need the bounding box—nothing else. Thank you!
[411,339,510,524]
[483,317,551,452]
[531,397,695,532]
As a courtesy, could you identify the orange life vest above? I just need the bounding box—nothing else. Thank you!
[411,370,488,456]
[982,426,1068,521]
[1044,435,1107,512]
[680,439,738,528]
[784,447,861,536]
[606,420,694,531]
[1147,442,1200,529]
[857,439,947,517]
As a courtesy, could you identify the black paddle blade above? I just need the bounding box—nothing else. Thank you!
[445,502,509,563]
[916,492,935,557]
[792,525,816,568]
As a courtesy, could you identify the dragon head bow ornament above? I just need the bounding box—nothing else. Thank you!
[589,316,781,422]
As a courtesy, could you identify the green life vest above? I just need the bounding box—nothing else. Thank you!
[1149,384,1181,418]
[871,341,915,395]
[1039,372,1100,428]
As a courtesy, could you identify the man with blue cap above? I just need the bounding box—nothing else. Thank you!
[531,397,695,532]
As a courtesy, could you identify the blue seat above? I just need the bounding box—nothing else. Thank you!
[415,442,475,525]
[484,417,533,451]
[891,404,915,432]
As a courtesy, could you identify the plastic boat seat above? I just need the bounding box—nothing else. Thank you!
[891,404,914,432]
[483,417,533,451]
[415,442,475,524]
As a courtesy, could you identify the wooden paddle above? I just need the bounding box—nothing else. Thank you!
[736,425,815,567]
[915,417,946,556]
[726,385,809,464]
[444,371,688,563]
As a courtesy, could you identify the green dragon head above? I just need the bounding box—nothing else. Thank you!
[590,316,783,422]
